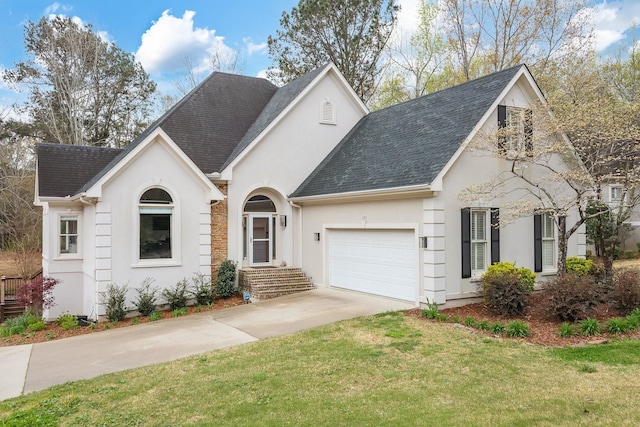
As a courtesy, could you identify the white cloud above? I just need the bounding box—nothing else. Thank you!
[243,37,268,56]
[396,0,422,36]
[135,9,235,76]
[591,0,640,51]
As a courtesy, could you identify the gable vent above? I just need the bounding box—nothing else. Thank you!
[320,100,336,124]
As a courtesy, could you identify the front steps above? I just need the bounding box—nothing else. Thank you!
[0,299,27,322]
[240,267,315,300]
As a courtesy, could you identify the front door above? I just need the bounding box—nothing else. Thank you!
[249,214,272,266]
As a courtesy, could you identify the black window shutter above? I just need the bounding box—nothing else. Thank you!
[490,208,500,264]
[534,214,542,272]
[497,105,507,154]
[524,109,533,156]
[461,208,471,278]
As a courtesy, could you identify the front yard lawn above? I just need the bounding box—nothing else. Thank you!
[2,311,639,426]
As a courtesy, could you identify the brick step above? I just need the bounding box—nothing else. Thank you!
[240,267,315,301]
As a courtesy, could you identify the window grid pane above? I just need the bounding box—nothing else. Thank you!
[471,210,487,272]
[541,213,556,269]
[60,217,78,254]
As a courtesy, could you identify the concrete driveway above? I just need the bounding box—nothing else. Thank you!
[0,288,414,400]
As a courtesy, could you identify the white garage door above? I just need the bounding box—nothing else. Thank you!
[329,229,417,301]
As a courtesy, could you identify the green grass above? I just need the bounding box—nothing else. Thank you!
[1,313,640,426]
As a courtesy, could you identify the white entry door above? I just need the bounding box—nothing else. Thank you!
[329,229,417,301]
[249,214,272,266]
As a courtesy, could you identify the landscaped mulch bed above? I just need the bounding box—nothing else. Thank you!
[0,294,245,347]
[408,292,640,347]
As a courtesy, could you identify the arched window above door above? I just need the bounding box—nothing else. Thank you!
[244,195,276,213]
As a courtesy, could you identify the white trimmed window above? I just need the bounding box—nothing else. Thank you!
[541,212,556,270]
[60,215,78,254]
[320,99,336,124]
[609,185,624,205]
[471,209,488,274]
[139,188,173,260]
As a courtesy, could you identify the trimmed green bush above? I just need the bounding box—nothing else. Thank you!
[133,278,159,316]
[162,279,189,310]
[215,259,237,298]
[565,256,594,276]
[100,283,128,322]
[480,262,535,316]
[191,272,214,306]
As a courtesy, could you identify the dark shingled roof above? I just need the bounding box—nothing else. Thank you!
[38,67,331,198]
[37,143,123,197]
[221,64,330,169]
[290,65,523,198]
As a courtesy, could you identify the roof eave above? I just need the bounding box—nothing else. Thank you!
[289,184,434,204]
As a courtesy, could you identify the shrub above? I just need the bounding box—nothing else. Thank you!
[56,312,78,331]
[100,283,128,322]
[149,311,162,322]
[421,299,439,320]
[464,316,475,327]
[490,322,506,334]
[215,259,238,298]
[579,318,600,336]
[476,320,490,331]
[28,321,47,332]
[606,318,630,334]
[505,320,530,338]
[626,312,640,330]
[558,322,575,338]
[565,257,594,276]
[612,268,640,314]
[133,278,159,316]
[0,311,40,336]
[172,307,188,317]
[16,276,59,317]
[624,250,635,259]
[162,279,189,310]
[191,272,214,306]
[543,273,604,322]
[480,263,535,316]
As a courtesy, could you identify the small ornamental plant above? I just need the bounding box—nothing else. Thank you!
[480,262,535,316]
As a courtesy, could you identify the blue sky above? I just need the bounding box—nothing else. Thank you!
[1,0,640,116]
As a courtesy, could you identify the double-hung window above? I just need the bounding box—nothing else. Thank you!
[462,208,500,278]
[541,213,555,270]
[534,212,557,272]
[139,188,173,260]
[471,210,488,274]
[60,215,78,255]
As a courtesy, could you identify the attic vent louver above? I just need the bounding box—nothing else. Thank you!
[320,99,336,124]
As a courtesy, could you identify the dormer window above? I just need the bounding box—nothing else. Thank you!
[320,99,336,124]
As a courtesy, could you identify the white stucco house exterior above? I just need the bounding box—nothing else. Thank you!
[35,63,585,320]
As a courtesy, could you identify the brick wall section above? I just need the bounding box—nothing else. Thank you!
[211,183,228,279]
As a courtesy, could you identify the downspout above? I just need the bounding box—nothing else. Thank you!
[289,200,303,267]
[79,193,100,321]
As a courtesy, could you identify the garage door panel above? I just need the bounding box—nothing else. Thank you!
[329,229,417,301]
